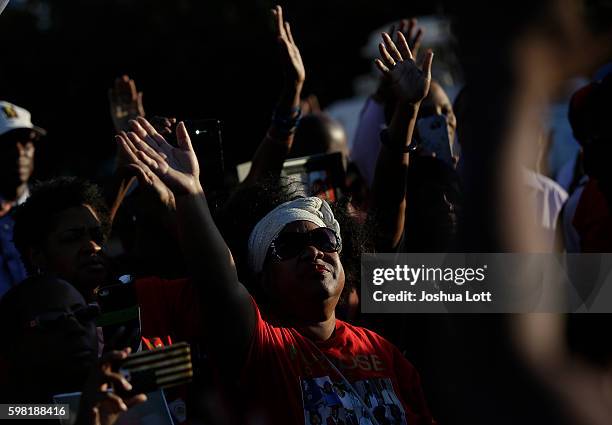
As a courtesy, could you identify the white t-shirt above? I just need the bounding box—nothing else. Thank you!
[524,170,569,250]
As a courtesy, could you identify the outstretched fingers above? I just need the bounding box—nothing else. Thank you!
[382,32,403,62]
[412,27,423,55]
[396,31,412,62]
[116,133,139,163]
[272,5,288,40]
[374,58,390,74]
[421,49,434,80]
[175,121,194,152]
[117,136,154,183]
[126,132,167,171]
[132,117,173,156]
[284,21,295,46]
[378,42,396,68]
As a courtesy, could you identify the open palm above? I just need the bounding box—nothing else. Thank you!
[119,117,201,196]
[375,32,433,105]
[273,5,305,87]
[109,75,145,133]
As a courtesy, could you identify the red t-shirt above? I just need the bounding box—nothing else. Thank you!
[134,276,202,344]
[134,277,203,424]
[242,301,435,425]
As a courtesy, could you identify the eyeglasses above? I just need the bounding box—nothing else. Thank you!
[25,304,101,330]
[269,227,341,261]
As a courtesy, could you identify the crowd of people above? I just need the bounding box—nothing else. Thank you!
[0,2,611,425]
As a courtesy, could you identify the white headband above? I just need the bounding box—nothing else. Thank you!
[247,197,341,273]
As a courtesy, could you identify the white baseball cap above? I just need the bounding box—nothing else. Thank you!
[0,1,9,16]
[0,101,46,137]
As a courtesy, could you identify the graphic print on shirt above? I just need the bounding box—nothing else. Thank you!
[300,376,407,425]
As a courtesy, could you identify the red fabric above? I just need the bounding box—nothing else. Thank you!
[573,180,612,252]
[134,276,202,343]
[133,277,203,425]
[242,301,435,425]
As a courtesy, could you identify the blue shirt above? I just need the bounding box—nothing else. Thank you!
[0,211,27,298]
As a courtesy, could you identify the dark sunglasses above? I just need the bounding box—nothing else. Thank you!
[269,227,341,261]
[25,304,101,330]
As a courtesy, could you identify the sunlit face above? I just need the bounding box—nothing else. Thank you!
[262,220,345,322]
[13,279,98,392]
[419,82,457,145]
[33,204,108,298]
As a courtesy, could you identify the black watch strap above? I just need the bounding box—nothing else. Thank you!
[379,128,417,153]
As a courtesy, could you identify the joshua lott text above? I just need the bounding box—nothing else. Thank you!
[373,290,492,303]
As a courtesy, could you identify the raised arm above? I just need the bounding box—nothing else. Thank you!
[244,5,305,184]
[107,76,181,231]
[109,75,145,134]
[116,118,255,374]
[352,19,425,187]
[370,32,433,250]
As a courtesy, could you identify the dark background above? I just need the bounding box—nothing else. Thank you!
[4,2,612,424]
[0,0,444,182]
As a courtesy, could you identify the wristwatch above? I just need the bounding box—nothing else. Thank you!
[379,128,417,153]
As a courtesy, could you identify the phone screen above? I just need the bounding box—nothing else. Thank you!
[95,279,141,352]
[416,115,453,166]
[183,119,225,198]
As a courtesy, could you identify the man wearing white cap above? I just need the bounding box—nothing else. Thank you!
[0,100,46,297]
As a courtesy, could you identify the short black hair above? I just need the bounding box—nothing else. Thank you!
[12,177,111,272]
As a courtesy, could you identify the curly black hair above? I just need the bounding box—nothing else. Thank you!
[12,177,111,273]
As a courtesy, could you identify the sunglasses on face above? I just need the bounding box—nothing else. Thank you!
[269,227,341,261]
[25,304,101,330]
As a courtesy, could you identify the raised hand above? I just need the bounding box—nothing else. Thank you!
[272,5,305,89]
[391,18,424,60]
[78,348,147,425]
[374,19,425,105]
[115,131,175,210]
[117,117,201,196]
[149,116,177,138]
[109,76,145,133]
[375,32,433,105]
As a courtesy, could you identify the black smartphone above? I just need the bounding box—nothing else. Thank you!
[94,277,141,352]
[416,115,453,166]
[183,119,225,196]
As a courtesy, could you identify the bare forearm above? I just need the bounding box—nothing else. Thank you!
[371,102,419,249]
[175,188,239,291]
[244,84,302,184]
[174,187,255,366]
